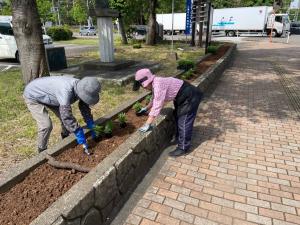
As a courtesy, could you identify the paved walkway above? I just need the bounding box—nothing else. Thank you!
[118,39,300,225]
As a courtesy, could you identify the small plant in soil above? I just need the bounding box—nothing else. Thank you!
[145,95,152,105]
[104,120,113,138]
[118,112,127,128]
[207,45,219,55]
[94,125,105,137]
[133,102,143,116]
[181,69,195,80]
[177,59,195,71]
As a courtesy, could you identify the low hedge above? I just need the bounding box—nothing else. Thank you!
[207,45,219,55]
[177,59,195,71]
[47,26,73,41]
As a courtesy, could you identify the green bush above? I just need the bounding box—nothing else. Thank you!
[133,43,142,49]
[207,45,219,55]
[177,59,195,71]
[47,26,73,41]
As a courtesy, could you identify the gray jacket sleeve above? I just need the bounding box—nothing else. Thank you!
[78,100,93,124]
[59,105,80,133]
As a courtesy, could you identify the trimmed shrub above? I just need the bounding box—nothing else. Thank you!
[207,45,219,55]
[177,59,195,71]
[47,26,73,41]
[133,43,142,49]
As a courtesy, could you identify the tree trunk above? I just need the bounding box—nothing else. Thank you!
[12,0,49,85]
[119,15,128,45]
[146,0,157,45]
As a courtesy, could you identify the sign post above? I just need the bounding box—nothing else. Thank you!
[185,0,192,35]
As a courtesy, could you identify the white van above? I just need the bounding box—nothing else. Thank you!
[0,21,53,62]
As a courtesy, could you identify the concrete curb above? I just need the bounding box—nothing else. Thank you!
[0,43,236,225]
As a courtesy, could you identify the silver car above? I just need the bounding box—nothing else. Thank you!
[79,26,97,36]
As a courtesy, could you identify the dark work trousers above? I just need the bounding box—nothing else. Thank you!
[174,81,202,152]
[175,106,199,151]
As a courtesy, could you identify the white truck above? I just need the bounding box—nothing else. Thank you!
[0,16,53,61]
[212,6,290,37]
[157,13,186,34]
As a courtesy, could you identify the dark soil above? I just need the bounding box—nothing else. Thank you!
[185,44,231,82]
[0,108,146,225]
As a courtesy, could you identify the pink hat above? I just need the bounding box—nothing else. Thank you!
[135,68,155,88]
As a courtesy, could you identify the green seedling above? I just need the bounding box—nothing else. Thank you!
[133,102,142,113]
[182,69,195,80]
[145,95,152,105]
[118,112,127,128]
[94,125,104,137]
[104,120,113,138]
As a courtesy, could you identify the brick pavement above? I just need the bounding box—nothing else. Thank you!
[122,40,300,225]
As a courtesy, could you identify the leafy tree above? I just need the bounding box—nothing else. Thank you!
[71,0,87,24]
[109,0,128,44]
[157,0,185,13]
[36,0,53,23]
[0,0,12,15]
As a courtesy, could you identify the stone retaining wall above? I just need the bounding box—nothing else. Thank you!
[0,44,236,225]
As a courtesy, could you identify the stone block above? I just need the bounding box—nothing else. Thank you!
[100,199,115,223]
[66,218,81,225]
[114,149,134,185]
[94,166,119,209]
[118,166,135,194]
[51,216,67,225]
[81,208,102,225]
[61,181,95,220]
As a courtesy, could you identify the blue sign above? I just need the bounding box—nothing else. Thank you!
[185,0,192,34]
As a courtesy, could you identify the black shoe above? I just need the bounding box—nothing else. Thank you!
[61,132,70,139]
[169,148,187,157]
[93,135,101,142]
[38,147,47,153]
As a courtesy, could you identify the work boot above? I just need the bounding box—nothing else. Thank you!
[168,147,187,157]
[38,147,47,153]
[61,132,70,139]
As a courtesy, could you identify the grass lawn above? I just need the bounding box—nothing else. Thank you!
[0,38,204,173]
[54,38,99,46]
[64,37,204,76]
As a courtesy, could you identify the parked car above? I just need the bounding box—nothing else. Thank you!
[290,22,300,35]
[79,26,97,36]
[0,22,53,62]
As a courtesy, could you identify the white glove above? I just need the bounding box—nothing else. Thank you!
[139,123,152,133]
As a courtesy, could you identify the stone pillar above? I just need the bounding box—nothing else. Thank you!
[97,17,114,63]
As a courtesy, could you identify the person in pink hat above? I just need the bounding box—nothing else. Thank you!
[133,68,203,157]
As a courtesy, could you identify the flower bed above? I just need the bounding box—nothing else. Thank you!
[0,43,236,225]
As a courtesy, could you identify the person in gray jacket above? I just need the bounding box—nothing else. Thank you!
[23,76,101,153]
